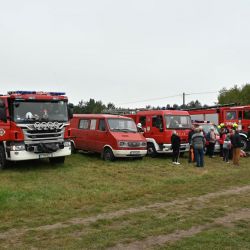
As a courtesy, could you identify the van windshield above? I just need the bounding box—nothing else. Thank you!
[107,118,137,132]
[165,115,192,129]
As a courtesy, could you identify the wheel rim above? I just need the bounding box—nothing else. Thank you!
[147,147,154,155]
[104,150,111,160]
[241,140,247,151]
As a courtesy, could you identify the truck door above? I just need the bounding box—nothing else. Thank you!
[224,110,237,126]
[242,109,250,132]
[149,115,164,143]
[0,98,10,142]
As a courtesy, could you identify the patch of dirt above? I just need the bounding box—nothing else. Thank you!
[109,209,250,250]
[0,185,249,241]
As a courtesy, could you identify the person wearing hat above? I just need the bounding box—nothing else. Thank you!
[137,123,144,133]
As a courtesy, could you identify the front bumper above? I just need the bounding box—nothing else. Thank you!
[158,143,190,153]
[6,146,71,161]
[112,149,147,158]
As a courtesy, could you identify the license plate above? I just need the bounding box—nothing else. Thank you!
[39,153,53,159]
[130,151,140,155]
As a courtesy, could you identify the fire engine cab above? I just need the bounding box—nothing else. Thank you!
[125,110,192,156]
[0,91,73,169]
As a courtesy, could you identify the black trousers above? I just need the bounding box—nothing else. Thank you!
[172,148,180,162]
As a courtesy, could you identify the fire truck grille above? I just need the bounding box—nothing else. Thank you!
[22,128,65,144]
[128,142,141,147]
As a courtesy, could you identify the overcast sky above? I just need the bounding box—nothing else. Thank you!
[0,0,249,108]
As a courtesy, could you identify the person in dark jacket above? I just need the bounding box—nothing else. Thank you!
[231,129,242,166]
[188,126,195,163]
[191,127,206,167]
[171,130,181,165]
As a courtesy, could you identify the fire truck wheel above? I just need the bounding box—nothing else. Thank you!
[147,143,157,158]
[0,145,7,170]
[71,142,76,154]
[240,137,248,151]
[103,148,115,161]
[49,156,65,164]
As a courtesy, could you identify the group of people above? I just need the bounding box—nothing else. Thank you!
[171,124,243,167]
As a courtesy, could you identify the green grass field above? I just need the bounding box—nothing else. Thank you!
[0,153,249,249]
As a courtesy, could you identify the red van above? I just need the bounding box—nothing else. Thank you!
[70,114,147,160]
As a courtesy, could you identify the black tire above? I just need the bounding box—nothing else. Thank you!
[0,145,7,170]
[49,156,65,164]
[240,137,248,151]
[103,148,115,161]
[147,143,157,158]
[71,142,76,154]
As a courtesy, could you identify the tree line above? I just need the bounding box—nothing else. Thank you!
[73,83,250,114]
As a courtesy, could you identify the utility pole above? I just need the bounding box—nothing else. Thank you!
[183,92,185,107]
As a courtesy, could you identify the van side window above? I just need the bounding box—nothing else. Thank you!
[152,115,163,129]
[244,110,250,120]
[90,119,97,130]
[98,119,106,131]
[226,111,236,120]
[139,116,146,126]
[79,119,89,129]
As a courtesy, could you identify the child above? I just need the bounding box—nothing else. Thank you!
[223,133,231,163]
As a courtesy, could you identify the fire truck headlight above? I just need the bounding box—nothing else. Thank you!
[11,143,26,151]
[64,141,71,147]
[141,141,147,147]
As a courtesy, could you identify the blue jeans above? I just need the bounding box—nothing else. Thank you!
[194,148,204,167]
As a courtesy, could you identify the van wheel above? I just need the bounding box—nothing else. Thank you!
[49,156,65,164]
[147,143,157,157]
[0,145,7,170]
[103,148,115,161]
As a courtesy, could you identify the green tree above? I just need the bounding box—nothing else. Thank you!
[218,84,250,105]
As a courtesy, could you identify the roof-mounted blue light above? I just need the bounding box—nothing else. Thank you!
[49,92,66,96]
[8,91,66,96]
[8,91,36,95]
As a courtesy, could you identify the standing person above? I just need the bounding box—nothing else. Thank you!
[137,123,144,133]
[188,126,195,163]
[208,127,216,158]
[231,129,242,166]
[191,128,206,167]
[171,130,181,165]
[223,133,231,163]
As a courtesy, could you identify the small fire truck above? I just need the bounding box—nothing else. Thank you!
[120,109,191,156]
[0,91,73,169]
[188,104,250,150]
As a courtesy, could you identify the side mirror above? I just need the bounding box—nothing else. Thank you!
[68,103,74,120]
[0,102,7,122]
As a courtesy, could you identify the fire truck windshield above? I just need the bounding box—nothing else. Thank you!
[107,118,137,132]
[165,115,192,129]
[12,100,68,123]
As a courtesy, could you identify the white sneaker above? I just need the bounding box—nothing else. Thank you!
[175,162,180,165]
[172,162,176,164]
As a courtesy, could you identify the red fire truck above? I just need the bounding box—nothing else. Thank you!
[0,91,73,169]
[124,110,191,156]
[188,104,250,150]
